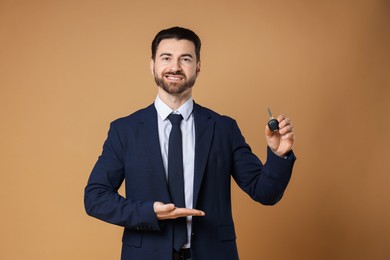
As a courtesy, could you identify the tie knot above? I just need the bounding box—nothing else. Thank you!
[168,114,183,125]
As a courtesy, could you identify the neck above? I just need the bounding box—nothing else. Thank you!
[157,88,192,111]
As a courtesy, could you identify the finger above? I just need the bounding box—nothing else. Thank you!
[281,131,295,141]
[278,117,293,133]
[162,203,176,211]
[154,202,175,213]
[154,206,177,220]
[278,117,291,128]
[279,124,294,135]
[173,208,206,218]
[276,114,286,123]
[264,123,274,138]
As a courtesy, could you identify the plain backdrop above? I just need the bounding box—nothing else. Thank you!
[1,0,389,259]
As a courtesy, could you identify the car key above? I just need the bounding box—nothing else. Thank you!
[267,107,279,131]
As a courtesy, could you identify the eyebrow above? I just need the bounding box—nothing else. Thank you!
[159,53,194,58]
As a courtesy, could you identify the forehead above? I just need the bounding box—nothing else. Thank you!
[156,39,196,56]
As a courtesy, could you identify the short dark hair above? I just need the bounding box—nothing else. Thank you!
[151,26,201,61]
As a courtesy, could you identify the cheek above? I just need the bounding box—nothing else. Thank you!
[153,67,164,77]
[155,64,170,74]
[189,67,199,76]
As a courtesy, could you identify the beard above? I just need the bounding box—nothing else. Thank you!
[154,70,197,95]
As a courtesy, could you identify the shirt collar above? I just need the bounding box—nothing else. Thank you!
[154,95,193,121]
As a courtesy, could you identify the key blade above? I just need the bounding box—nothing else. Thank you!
[267,107,273,119]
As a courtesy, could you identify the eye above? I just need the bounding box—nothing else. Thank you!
[181,57,192,63]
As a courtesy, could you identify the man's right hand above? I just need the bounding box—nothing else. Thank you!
[153,202,205,220]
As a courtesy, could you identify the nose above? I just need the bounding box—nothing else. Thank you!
[169,59,182,73]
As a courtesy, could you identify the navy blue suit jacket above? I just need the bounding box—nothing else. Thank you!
[84,103,295,260]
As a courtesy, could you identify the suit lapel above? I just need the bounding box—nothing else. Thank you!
[193,103,215,208]
[140,105,170,199]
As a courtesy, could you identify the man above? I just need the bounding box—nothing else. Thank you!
[85,26,296,260]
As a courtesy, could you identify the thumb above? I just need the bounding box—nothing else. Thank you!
[154,202,175,213]
[265,124,274,139]
[163,203,176,211]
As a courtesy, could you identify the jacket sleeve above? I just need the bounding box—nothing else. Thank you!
[84,122,160,231]
[231,120,296,205]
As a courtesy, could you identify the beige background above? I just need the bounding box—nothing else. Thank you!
[1,0,389,259]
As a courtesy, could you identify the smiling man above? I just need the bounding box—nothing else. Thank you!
[85,26,296,260]
[152,38,199,96]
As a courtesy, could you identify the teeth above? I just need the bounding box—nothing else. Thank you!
[167,76,181,80]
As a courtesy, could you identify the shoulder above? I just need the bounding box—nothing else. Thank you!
[110,103,156,129]
[194,102,237,125]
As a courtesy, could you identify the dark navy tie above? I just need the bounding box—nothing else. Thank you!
[167,113,187,251]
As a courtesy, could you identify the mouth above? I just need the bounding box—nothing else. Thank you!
[164,74,184,81]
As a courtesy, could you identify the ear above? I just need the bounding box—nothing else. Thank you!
[149,59,155,76]
[196,61,201,76]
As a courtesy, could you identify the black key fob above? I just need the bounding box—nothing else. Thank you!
[268,118,279,131]
[267,107,279,132]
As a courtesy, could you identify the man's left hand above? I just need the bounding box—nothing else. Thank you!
[265,114,295,158]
